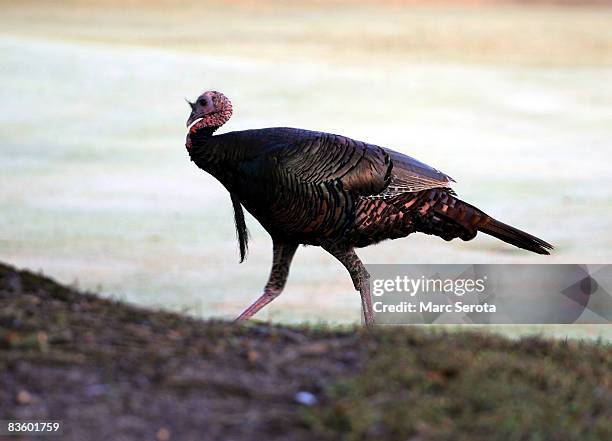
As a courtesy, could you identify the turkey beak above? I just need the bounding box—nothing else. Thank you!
[187,110,205,128]
[186,112,198,128]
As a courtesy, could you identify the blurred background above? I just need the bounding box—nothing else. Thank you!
[1,0,611,337]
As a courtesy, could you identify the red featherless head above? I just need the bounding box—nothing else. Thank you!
[186,90,233,135]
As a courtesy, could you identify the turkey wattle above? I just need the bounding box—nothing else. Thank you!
[185,90,552,326]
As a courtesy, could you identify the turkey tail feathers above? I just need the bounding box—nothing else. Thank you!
[479,218,553,255]
[423,190,553,255]
[230,193,250,263]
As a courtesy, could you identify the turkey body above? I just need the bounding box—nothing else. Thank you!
[189,127,474,249]
[185,91,551,326]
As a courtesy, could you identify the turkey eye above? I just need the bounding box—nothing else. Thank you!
[198,98,207,106]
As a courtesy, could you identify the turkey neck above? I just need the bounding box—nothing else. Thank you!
[187,125,244,190]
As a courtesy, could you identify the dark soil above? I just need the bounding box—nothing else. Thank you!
[1,262,610,441]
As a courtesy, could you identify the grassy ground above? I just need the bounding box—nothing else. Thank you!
[2,1,612,66]
[1,262,610,440]
[1,1,612,330]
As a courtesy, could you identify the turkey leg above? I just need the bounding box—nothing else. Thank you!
[323,244,374,327]
[235,240,298,321]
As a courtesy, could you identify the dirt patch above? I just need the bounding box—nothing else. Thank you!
[0,262,366,440]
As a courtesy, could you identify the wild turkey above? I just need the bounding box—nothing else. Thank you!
[185,91,552,326]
